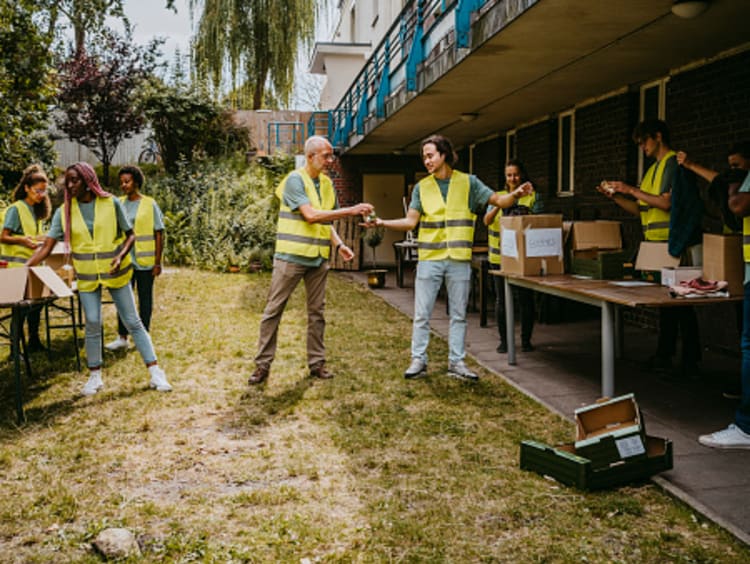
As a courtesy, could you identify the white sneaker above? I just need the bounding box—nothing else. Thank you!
[447,361,479,381]
[82,371,104,396]
[698,424,750,450]
[105,336,129,351]
[404,358,427,379]
[148,365,173,392]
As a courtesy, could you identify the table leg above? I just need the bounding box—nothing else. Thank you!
[506,279,516,365]
[11,306,26,424]
[602,301,615,398]
[614,305,623,359]
[480,259,488,328]
[395,247,404,288]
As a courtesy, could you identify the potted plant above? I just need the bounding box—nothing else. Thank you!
[362,224,387,288]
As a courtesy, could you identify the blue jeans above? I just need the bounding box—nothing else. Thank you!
[412,259,470,364]
[79,284,157,369]
[736,282,750,433]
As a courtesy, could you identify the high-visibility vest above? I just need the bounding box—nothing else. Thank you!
[417,171,476,261]
[121,195,157,267]
[743,216,750,263]
[274,169,335,259]
[62,197,133,292]
[0,201,43,267]
[638,151,675,241]
[487,191,537,266]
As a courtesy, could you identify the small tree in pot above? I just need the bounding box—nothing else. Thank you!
[362,224,387,288]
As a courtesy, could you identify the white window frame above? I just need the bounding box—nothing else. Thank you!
[505,129,517,163]
[638,77,669,180]
[557,110,575,195]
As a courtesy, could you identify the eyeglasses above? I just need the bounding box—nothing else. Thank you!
[31,188,47,195]
[317,152,336,161]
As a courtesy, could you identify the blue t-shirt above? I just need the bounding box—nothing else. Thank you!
[275,171,339,268]
[47,197,132,241]
[2,201,40,235]
[121,197,165,270]
[409,174,494,216]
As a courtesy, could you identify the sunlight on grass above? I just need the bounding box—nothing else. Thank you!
[0,268,748,561]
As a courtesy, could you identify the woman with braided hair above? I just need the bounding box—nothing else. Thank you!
[28,162,173,396]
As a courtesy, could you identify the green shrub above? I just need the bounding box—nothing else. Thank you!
[147,154,293,272]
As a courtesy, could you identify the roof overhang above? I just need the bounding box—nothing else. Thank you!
[309,41,372,74]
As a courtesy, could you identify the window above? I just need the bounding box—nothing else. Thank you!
[557,111,575,194]
[505,129,517,163]
[638,77,668,180]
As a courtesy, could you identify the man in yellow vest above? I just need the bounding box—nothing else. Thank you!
[248,136,374,385]
[698,166,750,449]
[600,119,701,377]
[367,135,532,381]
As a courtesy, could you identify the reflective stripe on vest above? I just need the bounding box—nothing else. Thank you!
[121,195,156,267]
[417,171,475,261]
[639,151,675,241]
[0,201,43,267]
[62,197,133,292]
[743,216,750,263]
[487,191,536,266]
[274,169,335,259]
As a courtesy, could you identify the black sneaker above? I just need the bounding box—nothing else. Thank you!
[496,342,507,354]
[521,342,535,352]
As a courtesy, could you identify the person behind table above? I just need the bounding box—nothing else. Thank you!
[698,167,750,449]
[597,119,701,378]
[247,136,374,385]
[367,134,533,381]
[105,165,165,352]
[484,159,543,354]
[0,164,52,351]
[27,162,172,396]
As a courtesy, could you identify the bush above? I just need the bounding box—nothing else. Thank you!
[146,154,293,272]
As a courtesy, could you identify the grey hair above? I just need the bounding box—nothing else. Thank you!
[304,136,332,156]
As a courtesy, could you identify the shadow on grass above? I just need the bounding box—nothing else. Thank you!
[226,376,314,431]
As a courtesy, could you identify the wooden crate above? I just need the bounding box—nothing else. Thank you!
[331,216,361,271]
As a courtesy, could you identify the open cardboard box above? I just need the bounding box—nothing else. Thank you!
[570,221,622,251]
[0,266,74,304]
[500,214,564,275]
[702,233,743,296]
[634,242,680,272]
[43,242,75,287]
[574,394,647,468]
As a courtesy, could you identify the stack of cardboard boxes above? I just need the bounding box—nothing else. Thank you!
[568,221,631,279]
[520,394,673,490]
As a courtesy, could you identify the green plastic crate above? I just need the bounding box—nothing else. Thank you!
[570,249,632,279]
[520,435,673,490]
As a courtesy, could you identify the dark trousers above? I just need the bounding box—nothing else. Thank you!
[117,268,155,335]
[494,276,535,345]
[656,307,701,364]
[736,282,750,433]
[26,307,41,343]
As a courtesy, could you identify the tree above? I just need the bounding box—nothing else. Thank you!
[189,0,318,109]
[56,29,162,184]
[0,0,57,186]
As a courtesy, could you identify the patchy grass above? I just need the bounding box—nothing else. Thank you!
[0,268,747,562]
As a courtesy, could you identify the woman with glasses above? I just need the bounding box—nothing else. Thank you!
[0,164,52,351]
[28,162,172,396]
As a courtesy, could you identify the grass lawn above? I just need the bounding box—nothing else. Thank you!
[1,267,748,562]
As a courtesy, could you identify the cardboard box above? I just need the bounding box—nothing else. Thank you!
[702,234,743,296]
[0,266,74,304]
[574,394,647,469]
[43,242,75,287]
[660,266,702,287]
[520,435,672,490]
[570,221,622,251]
[634,242,680,272]
[500,214,564,275]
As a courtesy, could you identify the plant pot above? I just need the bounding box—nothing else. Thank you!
[228,265,241,273]
[366,269,387,289]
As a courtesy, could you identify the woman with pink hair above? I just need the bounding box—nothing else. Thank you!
[28,162,172,396]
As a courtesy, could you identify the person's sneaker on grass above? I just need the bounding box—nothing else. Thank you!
[698,424,750,450]
[82,370,103,396]
[404,358,427,379]
[105,336,129,351]
[148,365,173,392]
[447,361,478,381]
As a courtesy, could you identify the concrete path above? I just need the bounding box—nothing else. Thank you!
[341,269,750,545]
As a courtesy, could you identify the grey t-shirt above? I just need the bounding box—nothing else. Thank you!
[2,201,40,235]
[409,174,494,215]
[121,197,165,270]
[47,198,132,241]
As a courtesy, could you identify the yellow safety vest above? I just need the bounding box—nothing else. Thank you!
[0,201,43,267]
[417,171,476,261]
[274,169,335,259]
[121,195,157,267]
[62,197,133,292]
[743,216,750,263]
[487,191,537,266]
[638,151,675,241]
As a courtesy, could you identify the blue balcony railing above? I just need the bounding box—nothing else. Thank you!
[307,0,492,151]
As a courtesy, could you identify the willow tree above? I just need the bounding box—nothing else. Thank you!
[189,0,318,109]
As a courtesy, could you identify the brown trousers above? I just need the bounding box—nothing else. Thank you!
[254,257,329,370]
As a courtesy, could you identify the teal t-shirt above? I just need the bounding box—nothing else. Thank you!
[2,201,40,235]
[409,174,494,215]
[275,171,339,268]
[121,197,165,270]
[47,197,132,241]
